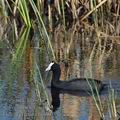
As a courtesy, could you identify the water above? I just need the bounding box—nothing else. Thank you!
[0,27,120,120]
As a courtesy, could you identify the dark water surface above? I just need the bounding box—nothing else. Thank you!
[0,35,120,120]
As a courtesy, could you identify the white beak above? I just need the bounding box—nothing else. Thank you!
[45,62,54,71]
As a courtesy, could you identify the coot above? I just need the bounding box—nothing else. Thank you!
[46,62,104,92]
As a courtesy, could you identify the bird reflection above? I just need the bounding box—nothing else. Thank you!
[51,86,60,112]
[46,69,61,112]
[50,85,93,112]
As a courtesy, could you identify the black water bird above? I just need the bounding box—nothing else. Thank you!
[46,62,104,92]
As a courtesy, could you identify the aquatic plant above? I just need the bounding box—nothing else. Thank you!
[0,0,8,23]
[29,0,55,60]
[12,27,30,62]
[0,0,120,119]
[18,0,31,27]
[108,81,117,119]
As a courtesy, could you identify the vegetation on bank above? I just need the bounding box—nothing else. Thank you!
[0,0,120,119]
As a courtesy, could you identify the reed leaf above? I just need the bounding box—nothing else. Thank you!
[12,27,30,62]
[5,0,13,14]
[108,81,117,119]
[86,77,104,119]
[81,0,107,21]
[29,0,55,60]
[61,0,66,28]
[0,0,7,23]
[18,0,31,27]
[34,61,51,109]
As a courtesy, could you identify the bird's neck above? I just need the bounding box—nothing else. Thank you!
[52,70,61,82]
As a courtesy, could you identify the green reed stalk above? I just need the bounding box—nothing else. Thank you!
[61,0,66,29]
[108,81,117,119]
[5,0,13,14]
[92,0,98,27]
[29,0,55,60]
[86,77,104,119]
[12,27,30,62]
[18,0,31,27]
[1,0,8,23]
[34,62,51,109]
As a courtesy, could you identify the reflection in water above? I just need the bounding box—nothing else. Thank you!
[0,22,120,120]
[0,81,29,120]
[0,79,36,120]
[0,41,37,120]
[50,67,120,120]
[51,87,60,112]
[79,98,89,120]
[51,87,93,112]
[50,86,102,120]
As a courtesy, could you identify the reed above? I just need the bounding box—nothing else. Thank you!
[33,61,51,111]
[108,81,117,119]
[29,0,55,60]
[13,0,19,39]
[12,27,30,62]
[86,77,104,119]
[1,0,120,119]
[61,0,66,28]
[0,0,8,23]
[17,0,31,27]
